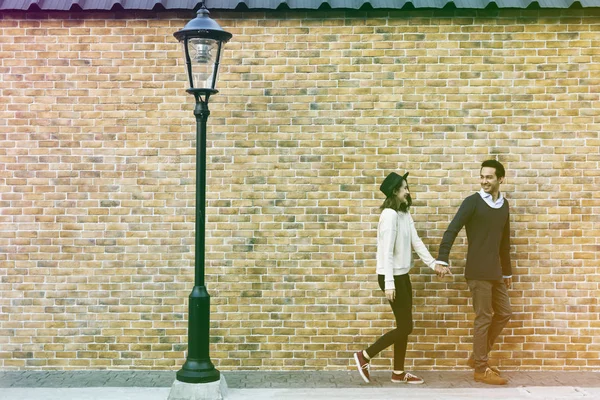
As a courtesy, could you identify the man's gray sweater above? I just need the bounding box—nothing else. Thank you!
[438,193,511,280]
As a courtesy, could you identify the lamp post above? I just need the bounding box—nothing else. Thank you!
[172,2,232,386]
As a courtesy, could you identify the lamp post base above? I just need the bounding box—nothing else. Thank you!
[168,375,228,400]
[176,357,220,384]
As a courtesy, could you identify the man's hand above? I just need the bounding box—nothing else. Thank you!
[504,277,512,289]
[434,264,452,278]
[385,289,395,302]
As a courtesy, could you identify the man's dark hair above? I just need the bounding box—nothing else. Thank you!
[380,182,412,213]
[481,159,505,179]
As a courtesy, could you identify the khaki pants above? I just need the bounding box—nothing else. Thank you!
[467,279,512,373]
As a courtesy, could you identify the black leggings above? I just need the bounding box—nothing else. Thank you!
[365,274,413,371]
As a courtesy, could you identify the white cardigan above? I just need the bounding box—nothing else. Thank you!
[376,208,437,290]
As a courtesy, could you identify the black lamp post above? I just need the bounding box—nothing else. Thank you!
[173,2,232,385]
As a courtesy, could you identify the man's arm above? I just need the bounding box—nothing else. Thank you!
[500,209,512,279]
[437,196,475,263]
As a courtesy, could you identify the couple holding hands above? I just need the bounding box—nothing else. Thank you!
[354,160,512,386]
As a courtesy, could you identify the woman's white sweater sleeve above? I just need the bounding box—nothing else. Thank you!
[379,210,397,290]
[409,214,436,270]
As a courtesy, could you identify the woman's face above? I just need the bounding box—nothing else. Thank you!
[394,180,410,204]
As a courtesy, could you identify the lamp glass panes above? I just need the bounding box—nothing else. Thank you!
[183,37,222,91]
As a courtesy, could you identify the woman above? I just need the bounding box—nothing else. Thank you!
[353,171,450,384]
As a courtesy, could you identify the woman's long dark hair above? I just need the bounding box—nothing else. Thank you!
[380,182,412,213]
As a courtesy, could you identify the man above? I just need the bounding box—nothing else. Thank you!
[437,159,512,385]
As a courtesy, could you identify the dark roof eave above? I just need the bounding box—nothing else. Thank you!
[0,0,598,10]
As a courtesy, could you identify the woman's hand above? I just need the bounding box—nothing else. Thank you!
[385,289,396,302]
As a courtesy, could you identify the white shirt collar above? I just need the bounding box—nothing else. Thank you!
[478,189,504,209]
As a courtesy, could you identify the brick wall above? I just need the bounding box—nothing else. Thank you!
[1,8,599,371]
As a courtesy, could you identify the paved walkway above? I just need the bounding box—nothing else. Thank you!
[1,370,599,399]
[2,370,600,388]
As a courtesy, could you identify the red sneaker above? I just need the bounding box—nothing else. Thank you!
[353,351,371,383]
[391,371,424,384]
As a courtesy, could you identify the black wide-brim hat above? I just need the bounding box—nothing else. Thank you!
[380,172,409,198]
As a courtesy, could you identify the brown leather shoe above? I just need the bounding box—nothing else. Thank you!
[468,356,501,374]
[474,367,508,385]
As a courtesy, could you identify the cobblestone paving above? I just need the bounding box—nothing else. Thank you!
[1,370,600,389]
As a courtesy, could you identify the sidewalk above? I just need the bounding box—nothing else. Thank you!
[1,370,600,399]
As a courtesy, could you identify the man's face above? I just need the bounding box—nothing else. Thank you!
[395,180,410,204]
[480,166,503,195]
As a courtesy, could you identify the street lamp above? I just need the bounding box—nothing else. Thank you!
[172,2,232,385]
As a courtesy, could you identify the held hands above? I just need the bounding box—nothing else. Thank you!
[434,263,452,278]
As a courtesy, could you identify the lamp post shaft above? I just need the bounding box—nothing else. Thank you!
[194,99,209,288]
[175,98,220,384]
